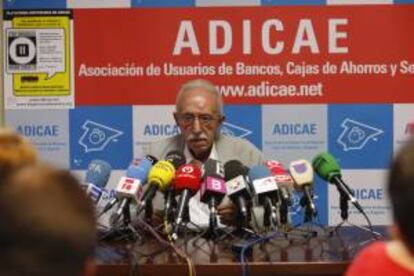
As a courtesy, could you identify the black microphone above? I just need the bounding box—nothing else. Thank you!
[224,160,251,226]
[163,151,186,222]
[248,165,281,228]
[200,159,227,233]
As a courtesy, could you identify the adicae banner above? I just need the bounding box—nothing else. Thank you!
[74,5,414,105]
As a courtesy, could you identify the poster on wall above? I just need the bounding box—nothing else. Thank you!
[3,10,74,109]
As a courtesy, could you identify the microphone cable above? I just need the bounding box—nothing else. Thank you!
[135,216,196,276]
[240,231,279,276]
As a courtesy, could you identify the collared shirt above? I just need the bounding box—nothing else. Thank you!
[183,143,219,228]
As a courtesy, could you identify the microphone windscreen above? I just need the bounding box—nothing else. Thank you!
[224,160,248,181]
[85,160,112,188]
[312,152,341,182]
[126,157,153,182]
[248,165,272,181]
[175,164,202,193]
[147,160,176,192]
[165,150,186,169]
[289,159,314,188]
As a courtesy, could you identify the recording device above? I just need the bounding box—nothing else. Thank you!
[200,159,227,232]
[224,160,252,225]
[289,159,317,220]
[248,165,281,228]
[172,163,202,240]
[312,152,364,217]
[82,159,112,202]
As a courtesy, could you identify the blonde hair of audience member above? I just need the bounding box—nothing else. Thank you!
[0,128,37,175]
[0,164,96,276]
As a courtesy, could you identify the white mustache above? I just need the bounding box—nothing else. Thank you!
[188,134,208,140]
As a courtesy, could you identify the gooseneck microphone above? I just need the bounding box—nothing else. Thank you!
[224,160,251,227]
[172,163,202,240]
[312,152,364,217]
[289,159,317,222]
[248,165,281,228]
[200,159,227,234]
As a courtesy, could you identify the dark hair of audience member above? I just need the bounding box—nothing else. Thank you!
[0,164,96,276]
[388,137,414,254]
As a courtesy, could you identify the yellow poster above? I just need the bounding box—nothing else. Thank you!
[4,10,73,109]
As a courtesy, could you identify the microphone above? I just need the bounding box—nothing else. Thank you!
[163,151,186,222]
[312,152,364,215]
[200,159,227,232]
[289,159,317,220]
[224,160,251,226]
[111,157,154,224]
[100,156,154,215]
[264,160,294,225]
[82,160,112,202]
[137,151,186,216]
[264,160,294,204]
[172,163,202,240]
[248,165,281,228]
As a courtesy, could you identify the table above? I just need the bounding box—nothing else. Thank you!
[95,225,387,276]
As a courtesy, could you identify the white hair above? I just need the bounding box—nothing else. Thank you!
[175,79,223,114]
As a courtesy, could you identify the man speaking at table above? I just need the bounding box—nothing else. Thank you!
[145,79,263,227]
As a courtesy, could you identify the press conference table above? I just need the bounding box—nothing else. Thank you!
[95,226,387,276]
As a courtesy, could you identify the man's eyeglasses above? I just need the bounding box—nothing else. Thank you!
[174,113,222,127]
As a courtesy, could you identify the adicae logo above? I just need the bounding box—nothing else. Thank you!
[337,118,383,151]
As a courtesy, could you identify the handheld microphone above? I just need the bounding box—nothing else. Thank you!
[289,159,317,219]
[82,160,112,202]
[100,156,153,215]
[248,165,281,228]
[312,152,364,214]
[172,164,202,240]
[200,159,227,232]
[163,151,186,221]
[138,151,186,216]
[224,160,251,225]
[264,160,294,204]
[111,157,154,224]
[264,160,294,225]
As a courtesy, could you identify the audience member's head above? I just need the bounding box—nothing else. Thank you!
[0,128,37,176]
[0,164,96,276]
[388,137,414,254]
